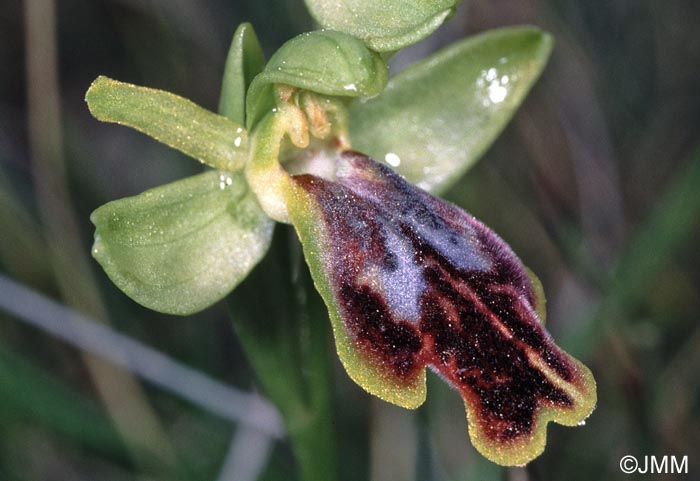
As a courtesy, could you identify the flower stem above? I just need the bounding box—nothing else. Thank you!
[227,227,338,481]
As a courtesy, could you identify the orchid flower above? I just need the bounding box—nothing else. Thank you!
[86,21,596,468]
[285,150,595,465]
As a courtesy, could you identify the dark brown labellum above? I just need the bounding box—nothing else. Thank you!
[288,151,596,465]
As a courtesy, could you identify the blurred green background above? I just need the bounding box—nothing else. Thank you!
[1,0,699,480]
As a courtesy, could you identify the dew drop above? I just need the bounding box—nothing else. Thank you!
[487,83,507,104]
[384,152,401,167]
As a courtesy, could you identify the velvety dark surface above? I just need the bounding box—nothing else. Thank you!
[294,153,589,445]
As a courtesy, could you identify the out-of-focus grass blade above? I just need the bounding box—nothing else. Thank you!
[0,344,127,454]
[605,154,700,314]
[0,167,51,286]
[565,151,700,355]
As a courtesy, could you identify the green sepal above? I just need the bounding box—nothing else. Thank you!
[303,0,459,52]
[86,76,248,171]
[219,23,265,125]
[349,26,553,194]
[91,171,273,315]
[246,30,388,130]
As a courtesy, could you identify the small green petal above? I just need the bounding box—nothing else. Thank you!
[91,171,273,315]
[86,76,248,171]
[219,23,265,125]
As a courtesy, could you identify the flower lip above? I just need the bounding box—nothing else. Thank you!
[287,151,596,465]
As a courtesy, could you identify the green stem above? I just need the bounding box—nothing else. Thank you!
[227,227,338,481]
[288,413,337,481]
[289,260,338,481]
[286,378,337,481]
